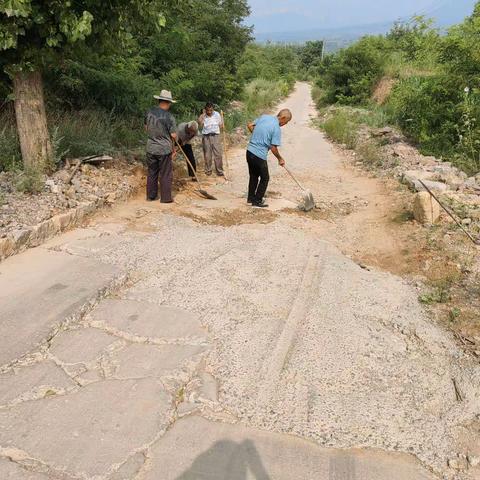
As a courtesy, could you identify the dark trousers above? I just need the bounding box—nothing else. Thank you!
[180,143,197,177]
[146,153,173,203]
[247,150,269,204]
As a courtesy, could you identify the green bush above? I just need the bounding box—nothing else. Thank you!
[320,36,388,105]
[15,166,44,194]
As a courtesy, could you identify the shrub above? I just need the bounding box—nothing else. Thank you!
[356,141,383,166]
[15,166,44,194]
[321,36,388,105]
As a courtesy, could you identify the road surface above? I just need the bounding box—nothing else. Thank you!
[1,83,479,480]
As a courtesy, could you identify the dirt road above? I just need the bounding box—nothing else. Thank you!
[1,83,479,479]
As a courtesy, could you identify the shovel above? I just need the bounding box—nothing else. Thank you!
[283,166,315,212]
[174,139,217,200]
[220,110,231,181]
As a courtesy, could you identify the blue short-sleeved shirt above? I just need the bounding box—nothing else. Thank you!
[247,115,281,161]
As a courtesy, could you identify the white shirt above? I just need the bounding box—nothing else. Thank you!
[201,111,222,135]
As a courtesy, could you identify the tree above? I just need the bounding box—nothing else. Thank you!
[299,41,324,72]
[0,0,164,170]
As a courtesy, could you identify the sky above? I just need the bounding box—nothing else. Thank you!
[248,0,478,33]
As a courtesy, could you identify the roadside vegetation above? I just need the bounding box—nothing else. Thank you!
[0,1,298,191]
[311,3,480,175]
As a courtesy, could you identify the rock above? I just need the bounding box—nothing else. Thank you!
[65,186,76,199]
[463,177,478,190]
[413,192,440,224]
[448,457,468,471]
[105,192,116,204]
[55,169,71,183]
[372,127,393,137]
[417,180,449,193]
[402,170,431,189]
[468,455,480,467]
[462,218,472,226]
[45,179,59,194]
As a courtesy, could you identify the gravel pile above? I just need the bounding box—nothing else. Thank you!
[0,159,143,238]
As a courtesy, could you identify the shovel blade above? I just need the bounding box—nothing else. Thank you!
[301,191,315,212]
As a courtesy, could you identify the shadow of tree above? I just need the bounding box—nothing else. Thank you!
[175,439,271,480]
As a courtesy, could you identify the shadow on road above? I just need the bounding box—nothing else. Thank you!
[175,439,271,480]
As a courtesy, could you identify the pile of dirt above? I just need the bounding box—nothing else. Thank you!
[179,208,278,227]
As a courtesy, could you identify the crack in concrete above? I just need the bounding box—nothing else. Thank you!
[0,272,132,374]
[0,446,81,480]
[87,320,208,347]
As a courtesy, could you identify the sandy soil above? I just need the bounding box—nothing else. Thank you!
[77,83,480,479]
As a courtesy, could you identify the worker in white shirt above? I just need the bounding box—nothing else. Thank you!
[198,102,224,176]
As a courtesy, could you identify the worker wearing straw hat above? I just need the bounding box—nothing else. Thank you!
[176,121,199,181]
[144,90,177,203]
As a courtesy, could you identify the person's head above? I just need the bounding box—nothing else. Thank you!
[186,121,198,136]
[277,109,292,127]
[159,100,172,111]
[154,90,176,110]
[205,102,215,117]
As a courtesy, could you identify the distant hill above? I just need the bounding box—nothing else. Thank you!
[254,0,478,47]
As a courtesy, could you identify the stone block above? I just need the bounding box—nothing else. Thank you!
[413,192,440,224]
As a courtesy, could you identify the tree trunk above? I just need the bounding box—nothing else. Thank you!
[13,70,52,171]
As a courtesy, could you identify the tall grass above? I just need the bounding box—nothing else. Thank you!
[0,107,146,173]
[0,107,22,172]
[321,110,358,149]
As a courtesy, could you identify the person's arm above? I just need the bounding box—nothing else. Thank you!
[270,146,285,167]
[198,111,206,128]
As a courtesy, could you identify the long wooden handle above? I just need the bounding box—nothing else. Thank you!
[174,138,202,186]
[418,180,479,245]
[283,166,307,192]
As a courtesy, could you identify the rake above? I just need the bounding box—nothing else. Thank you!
[283,166,315,212]
[174,139,217,200]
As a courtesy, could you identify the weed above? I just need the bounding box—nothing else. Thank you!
[420,271,461,305]
[15,165,44,195]
[449,307,461,322]
[356,140,384,167]
[392,210,415,223]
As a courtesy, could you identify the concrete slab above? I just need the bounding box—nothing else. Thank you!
[89,299,206,340]
[110,344,206,379]
[0,379,171,478]
[0,459,49,479]
[144,417,436,480]
[0,361,75,406]
[49,328,119,364]
[0,248,121,366]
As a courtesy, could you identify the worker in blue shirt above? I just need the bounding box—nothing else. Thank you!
[246,109,292,208]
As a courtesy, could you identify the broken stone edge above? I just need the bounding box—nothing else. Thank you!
[0,185,140,264]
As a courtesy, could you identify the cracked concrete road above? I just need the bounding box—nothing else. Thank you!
[1,83,479,479]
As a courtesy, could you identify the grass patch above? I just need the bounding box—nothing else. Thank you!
[321,110,358,149]
[15,165,44,195]
[356,141,384,167]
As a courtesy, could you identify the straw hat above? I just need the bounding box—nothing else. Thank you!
[154,90,176,103]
